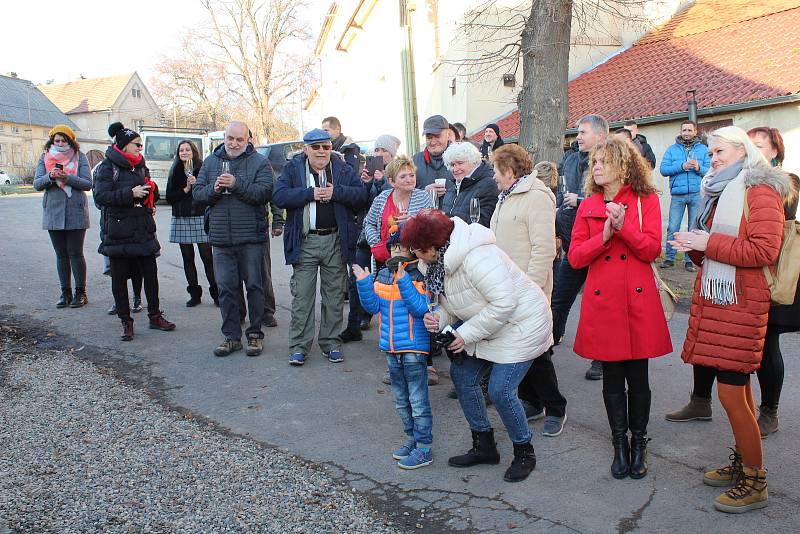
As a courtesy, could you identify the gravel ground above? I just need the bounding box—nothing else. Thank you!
[0,330,403,534]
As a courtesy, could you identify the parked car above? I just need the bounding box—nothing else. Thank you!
[0,169,21,185]
[255,141,305,177]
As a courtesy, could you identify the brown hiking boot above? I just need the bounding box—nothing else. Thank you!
[714,466,768,513]
[120,318,134,341]
[757,406,779,437]
[246,336,263,357]
[214,339,243,357]
[665,394,712,422]
[704,447,742,487]
[149,312,176,331]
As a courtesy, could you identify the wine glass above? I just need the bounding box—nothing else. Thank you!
[469,197,480,223]
[184,158,193,178]
[397,200,406,218]
[220,160,231,194]
[428,188,438,209]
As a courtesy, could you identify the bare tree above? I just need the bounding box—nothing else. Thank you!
[201,0,313,140]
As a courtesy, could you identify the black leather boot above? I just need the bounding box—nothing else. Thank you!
[503,441,537,482]
[603,390,630,479]
[448,429,501,467]
[629,389,652,479]
[57,288,73,308]
[186,285,202,307]
[70,287,88,308]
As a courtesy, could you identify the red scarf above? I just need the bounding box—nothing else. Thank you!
[114,145,143,168]
[371,191,400,263]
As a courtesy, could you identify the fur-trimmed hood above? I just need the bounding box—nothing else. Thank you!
[745,163,791,199]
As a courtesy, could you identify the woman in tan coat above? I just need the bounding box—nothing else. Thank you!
[670,126,789,513]
[489,144,567,437]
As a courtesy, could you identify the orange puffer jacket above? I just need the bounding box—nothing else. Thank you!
[682,165,790,373]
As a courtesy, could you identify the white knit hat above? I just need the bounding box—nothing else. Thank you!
[374,134,401,157]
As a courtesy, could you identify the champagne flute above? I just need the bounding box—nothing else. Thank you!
[428,188,438,209]
[469,197,480,223]
[184,158,193,178]
[397,200,406,218]
[220,160,231,194]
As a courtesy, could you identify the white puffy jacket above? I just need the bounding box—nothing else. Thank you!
[438,218,553,364]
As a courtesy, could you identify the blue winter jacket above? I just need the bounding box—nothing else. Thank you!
[659,138,710,195]
[273,153,369,265]
[357,262,431,354]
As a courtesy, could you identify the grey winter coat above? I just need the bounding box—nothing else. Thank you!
[412,149,453,190]
[193,143,273,247]
[33,152,92,230]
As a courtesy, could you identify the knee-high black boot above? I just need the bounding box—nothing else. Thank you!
[603,390,630,479]
[628,389,651,479]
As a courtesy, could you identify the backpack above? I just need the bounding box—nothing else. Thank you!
[744,194,800,305]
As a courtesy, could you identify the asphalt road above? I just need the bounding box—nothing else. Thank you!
[1,193,798,533]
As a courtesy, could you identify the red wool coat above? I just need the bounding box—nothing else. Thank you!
[568,186,673,361]
[682,177,786,373]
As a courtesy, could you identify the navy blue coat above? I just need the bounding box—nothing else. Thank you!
[273,153,369,265]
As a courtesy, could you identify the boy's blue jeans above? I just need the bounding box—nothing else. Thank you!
[450,356,533,444]
[386,352,433,447]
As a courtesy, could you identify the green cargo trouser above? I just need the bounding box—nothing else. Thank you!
[288,232,348,355]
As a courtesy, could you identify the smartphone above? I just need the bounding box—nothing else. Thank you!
[54,163,63,170]
[366,155,385,176]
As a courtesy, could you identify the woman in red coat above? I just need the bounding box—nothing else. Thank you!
[568,137,672,480]
[670,126,789,513]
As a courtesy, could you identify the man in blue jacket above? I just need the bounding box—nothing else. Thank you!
[273,128,369,366]
[659,120,710,272]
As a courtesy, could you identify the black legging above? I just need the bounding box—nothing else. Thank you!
[110,256,159,319]
[48,230,87,290]
[757,325,784,409]
[179,243,215,288]
[602,359,650,394]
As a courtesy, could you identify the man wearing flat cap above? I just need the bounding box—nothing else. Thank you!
[412,114,453,203]
[273,128,369,366]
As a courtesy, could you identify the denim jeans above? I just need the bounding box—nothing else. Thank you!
[347,246,373,329]
[551,255,588,344]
[213,243,265,341]
[450,356,533,444]
[665,193,701,263]
[386,352,433,446]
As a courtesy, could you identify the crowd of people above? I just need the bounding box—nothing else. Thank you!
[34,111,798,514]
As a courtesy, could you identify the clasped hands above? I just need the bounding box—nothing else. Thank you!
[602,202,626,243]
[669,229,710,252]
[314,184,334,203]
[213,173,236,192]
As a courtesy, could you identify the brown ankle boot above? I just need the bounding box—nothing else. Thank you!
[149,312,176,331]
[120,318,134,341]
[665,394,712,422]
[703,447,742,487]
[713,466,768,513]
[757,406,779,437]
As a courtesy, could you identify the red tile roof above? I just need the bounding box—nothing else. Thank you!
[472,0,800,142]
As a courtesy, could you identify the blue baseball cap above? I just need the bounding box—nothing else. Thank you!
[303,128,332,144]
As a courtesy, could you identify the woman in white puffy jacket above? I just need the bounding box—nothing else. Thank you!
[401,209,553,483]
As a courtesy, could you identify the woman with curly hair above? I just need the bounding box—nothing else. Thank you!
[568,137,672,480]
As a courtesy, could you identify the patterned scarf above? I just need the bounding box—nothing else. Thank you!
[424,241,450,297]
[498,176,522,207]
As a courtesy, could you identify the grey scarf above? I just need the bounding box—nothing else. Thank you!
[696,159,744,232]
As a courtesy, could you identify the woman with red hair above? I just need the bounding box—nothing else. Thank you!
[402,209,552,483]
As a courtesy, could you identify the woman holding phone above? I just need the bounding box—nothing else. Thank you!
[166,139,218,307]
[33,125,92,308]
[94,122,175,341]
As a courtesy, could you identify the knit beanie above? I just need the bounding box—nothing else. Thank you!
[486,123,501,137]
[374,134,401,158]
[48,124,76,142]
[108,122,141,149]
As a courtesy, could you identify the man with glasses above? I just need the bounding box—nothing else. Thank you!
[412,115,453,203]
[193,121,273,358]
[273,128,369,366]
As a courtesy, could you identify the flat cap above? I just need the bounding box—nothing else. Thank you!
[303,128,332,144]
[422,115,449,135]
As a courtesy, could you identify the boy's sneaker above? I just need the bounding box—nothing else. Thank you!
[289,352,306,366]
[392,438,416,460]
[246,336,263,356]
[325,349,344,363]
[541,414,567,437]
[398,448,433,470]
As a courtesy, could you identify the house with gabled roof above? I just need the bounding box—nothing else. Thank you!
[39,72,160,165]
[0,73,78,179]
[472,0,800,176]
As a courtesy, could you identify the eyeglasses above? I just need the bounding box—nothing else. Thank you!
[133,143,143,148]
[309,144,332,151]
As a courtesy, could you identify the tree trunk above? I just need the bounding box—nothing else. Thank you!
[519,0,573,165]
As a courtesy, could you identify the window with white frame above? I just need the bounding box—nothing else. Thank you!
[11,126,20,134]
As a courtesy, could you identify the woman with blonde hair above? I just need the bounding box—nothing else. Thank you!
[670,126,789,513]
[568,136,672,480]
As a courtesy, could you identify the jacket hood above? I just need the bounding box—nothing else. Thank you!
[676,135,702,147]
[634,133,648,142]
[744,163,791,199]
[444,217,496,273]
[458,160,494,190]
[213,142,255,160]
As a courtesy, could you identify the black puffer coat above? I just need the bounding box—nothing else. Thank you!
[556,141,589,253]
[441,160,499,227]
[94,146,160,258]
[165,158,204,217]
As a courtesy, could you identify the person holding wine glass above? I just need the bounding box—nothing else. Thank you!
[166,139,218,307]
[440,141,498,228]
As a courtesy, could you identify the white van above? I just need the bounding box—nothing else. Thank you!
[140,127,208,195]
